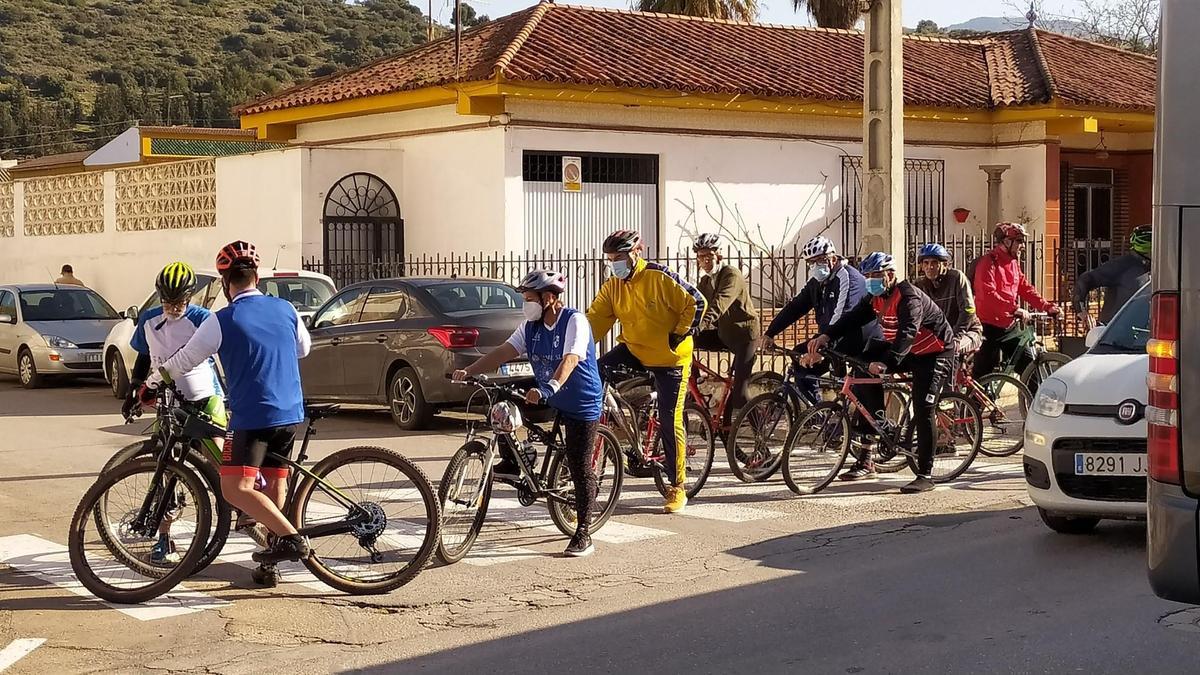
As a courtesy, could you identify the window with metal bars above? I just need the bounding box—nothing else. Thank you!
[522,151,658,184]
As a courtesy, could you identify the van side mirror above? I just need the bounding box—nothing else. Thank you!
[1084,325,1106,349]
[0,313,15,325]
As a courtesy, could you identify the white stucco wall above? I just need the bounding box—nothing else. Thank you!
[501,124,1047,258]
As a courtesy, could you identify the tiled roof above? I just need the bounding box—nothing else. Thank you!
[12,150,93,172]
[237,3,1156,117]
[138,125,259,138]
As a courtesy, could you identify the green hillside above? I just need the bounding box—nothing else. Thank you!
[0,0,484,158]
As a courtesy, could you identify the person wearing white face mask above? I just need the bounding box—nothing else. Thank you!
[454,269,603,557]
[123,261,228,564]
[758,235,878,403]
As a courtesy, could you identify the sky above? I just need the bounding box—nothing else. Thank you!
[430,0,1089,29]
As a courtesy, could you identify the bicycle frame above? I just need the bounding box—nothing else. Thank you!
[689,357,732,430]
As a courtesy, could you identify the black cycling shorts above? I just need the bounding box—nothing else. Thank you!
[220,425,300,479]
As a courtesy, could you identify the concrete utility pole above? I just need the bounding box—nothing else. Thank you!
[861,0,906,276]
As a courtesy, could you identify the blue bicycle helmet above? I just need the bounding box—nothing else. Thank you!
[858,252,895,275]
[917,243,951,262]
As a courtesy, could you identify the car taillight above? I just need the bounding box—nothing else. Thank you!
[427,326,479,349]
[1147,292,1181,485]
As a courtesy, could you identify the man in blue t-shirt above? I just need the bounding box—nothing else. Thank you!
[454,269,603,558]
[145,240,312,581]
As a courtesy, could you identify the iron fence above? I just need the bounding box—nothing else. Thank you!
[303,233,1096,371]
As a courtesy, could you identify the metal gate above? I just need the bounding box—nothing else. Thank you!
[841,157,945,256]
[522,151,659,255]
[322,173,403,287]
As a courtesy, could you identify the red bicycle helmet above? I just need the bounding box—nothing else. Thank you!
[216,240,260,272]
[995,222,1028,242]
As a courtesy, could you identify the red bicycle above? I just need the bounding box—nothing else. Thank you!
[600,358,717,499]
[782,349,983,495]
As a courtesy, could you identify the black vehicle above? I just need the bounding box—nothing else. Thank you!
[301,277,532,430]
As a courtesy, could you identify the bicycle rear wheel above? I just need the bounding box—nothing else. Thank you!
[652,402,716,499]
[293,446,440,594]
[906,393,982,482]
[976,373,1031,458]
[99,439,231,577]
[69,457,211,604]
[726,392,793,483]
[782,402,851,495]
[547,426,624,537]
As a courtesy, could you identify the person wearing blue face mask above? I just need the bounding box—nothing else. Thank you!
[807,252,955,493]
[759,236,878,403]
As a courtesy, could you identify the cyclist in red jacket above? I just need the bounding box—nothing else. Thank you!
[971,222,1061,379]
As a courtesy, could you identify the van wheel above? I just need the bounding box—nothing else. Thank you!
[108,350,130,399]
[1037,507,1099,534]
[389,367,432,431]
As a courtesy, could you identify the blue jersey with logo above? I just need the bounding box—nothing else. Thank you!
[216,294,305,430]
[523,308,603,422]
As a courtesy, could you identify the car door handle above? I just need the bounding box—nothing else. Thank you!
[330,337,344,346]
[374,334,388,343]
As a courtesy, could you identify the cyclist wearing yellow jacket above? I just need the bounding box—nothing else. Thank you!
[588,229,707,513]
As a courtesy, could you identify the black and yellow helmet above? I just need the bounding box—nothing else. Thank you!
[156,262,196,303]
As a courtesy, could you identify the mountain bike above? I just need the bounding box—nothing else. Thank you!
[956,358,1031,458]
[997,312,1072,392]
[436,375,624,564]
[727,344,911,482]
[782,349,982,495]
[69,384,441,603]
[598,363,716,499]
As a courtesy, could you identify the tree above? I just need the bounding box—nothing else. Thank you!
[1072,0,1159,55]
[914,19,943,36]
[636,0,758,23]
[793,0,862,30]
[452,3,490,28]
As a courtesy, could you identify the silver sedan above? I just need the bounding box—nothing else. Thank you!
[0,284,122,388]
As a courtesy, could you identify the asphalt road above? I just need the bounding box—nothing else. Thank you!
[0,377,1195,674]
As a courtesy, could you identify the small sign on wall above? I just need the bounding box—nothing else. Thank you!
[562,156,582,192]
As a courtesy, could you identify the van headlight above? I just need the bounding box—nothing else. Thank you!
[1032,378,1067,418]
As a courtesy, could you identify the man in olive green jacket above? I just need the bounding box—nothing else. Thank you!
[692,234,760,430]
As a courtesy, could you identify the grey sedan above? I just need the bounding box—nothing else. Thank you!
[301,277,531,430]
[0,284,123,388]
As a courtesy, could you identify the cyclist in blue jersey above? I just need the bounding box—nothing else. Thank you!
[454,269,603,557]
[143,240,312,584]
[125,261,228,564]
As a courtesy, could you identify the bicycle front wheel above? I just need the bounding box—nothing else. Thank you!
[435,441,492,565]
[726,392,793,483]
[783,402,851,496]
[1022,351,1071,393]
[69,457,211,604]
[907,394,983,482]
[976,373,1031,458]
[547,426,625,537]
[652,402,716,499]
[292,446,440,594]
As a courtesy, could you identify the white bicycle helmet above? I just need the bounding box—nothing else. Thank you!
[516,269,567,294]
[801,235,837,260]
[693,233,722,251]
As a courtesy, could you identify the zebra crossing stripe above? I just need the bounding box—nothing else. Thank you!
[0,639,45,673]
[0,534,228,621]
[485,496,674,544]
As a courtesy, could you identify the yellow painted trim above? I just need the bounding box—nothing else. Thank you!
[144,130,259,142]
[239,84,486,130]
[140,136,153,158]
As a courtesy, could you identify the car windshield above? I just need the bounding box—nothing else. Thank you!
[20,289,119,321]
[424,282,521,314]
[259,277,335,313]
[1093,283,1151,354]
[141,275,221,314]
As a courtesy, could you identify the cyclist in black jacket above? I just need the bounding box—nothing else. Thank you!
[760,235,879,402]
[808,252,955,494]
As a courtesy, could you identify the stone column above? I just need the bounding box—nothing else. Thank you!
[862,0,905,276]
[980,164,1011,229]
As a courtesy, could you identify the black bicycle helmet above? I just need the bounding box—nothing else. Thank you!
[603,229,641,254]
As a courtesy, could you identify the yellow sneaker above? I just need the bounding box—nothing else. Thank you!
[663,485,688,513]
